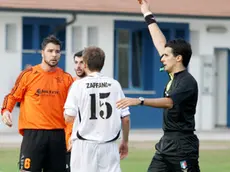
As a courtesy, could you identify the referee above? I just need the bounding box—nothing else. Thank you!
[116,0,200,171]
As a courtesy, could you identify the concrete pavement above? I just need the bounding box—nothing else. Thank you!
[0,128,230,148]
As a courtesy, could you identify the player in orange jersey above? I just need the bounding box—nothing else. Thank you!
[65,50,86,172]
[1,35,73,172]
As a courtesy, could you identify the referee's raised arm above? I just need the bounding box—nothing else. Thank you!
[140,0,166,57]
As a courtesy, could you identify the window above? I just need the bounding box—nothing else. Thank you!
[72,26,82,52]
[114,21,189,92]
[175,29,185,39]
[116,29,143,89]
[162,29,170,41]
[23,24,33,50]
[22,17,67,71]
[56,28,66,51]
[87,26,98,46]
[132,31,142,88]
[39,25,50,49]
[117,29,129,88]
[5,23,17,52]
[117,30,129,88]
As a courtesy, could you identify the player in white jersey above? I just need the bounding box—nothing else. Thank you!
[65,50,86,172]
[64,46,130,172]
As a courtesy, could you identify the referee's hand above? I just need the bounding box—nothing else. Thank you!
[2,110,13,127]
[116,98,140,109]
[139,0,151,15]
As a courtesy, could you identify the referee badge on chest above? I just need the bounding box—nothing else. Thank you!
[180,160,188,172]
[165,91,169,97]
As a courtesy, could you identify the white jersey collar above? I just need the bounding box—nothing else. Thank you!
[87,72,103,77]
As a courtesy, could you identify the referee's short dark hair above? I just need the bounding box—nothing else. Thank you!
[165,38,192,68]
[73,50,83,59]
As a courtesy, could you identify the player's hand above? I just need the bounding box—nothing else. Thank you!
[116,98,140,109]
[139,0,151,15]
[1,110,13,127]
[67,138,72,152]
[119,141,128,160]
[64,114,75,123]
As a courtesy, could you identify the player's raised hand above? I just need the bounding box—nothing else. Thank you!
[138,0,151,15]
[2,110,13,127]
[119,141,128,160]
[116,98,140,109]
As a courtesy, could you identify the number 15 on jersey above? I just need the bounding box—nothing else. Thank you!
[89,92,113,120]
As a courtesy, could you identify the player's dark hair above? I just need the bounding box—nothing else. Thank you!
[82,46,105,72]
[41,35,62,50]
[73,50,83,59]
[165,38,192,68]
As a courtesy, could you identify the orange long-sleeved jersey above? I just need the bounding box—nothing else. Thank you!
[1,65,73,135]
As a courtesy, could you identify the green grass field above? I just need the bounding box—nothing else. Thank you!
[0,141,230,172]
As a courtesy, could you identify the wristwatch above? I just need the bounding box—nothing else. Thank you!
[138,97,145,105]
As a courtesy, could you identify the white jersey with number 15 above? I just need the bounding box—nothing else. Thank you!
[64,72,130,143]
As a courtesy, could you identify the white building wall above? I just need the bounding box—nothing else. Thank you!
[0,14,22,106]
[65,15,114,78]
[215,49,228,127]
[0,12,230,131]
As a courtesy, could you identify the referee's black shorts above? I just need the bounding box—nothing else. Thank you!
[148,131,200,172]
[19,129,66,172]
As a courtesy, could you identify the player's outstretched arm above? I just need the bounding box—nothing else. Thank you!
[117,97,173,109]
[139,0,166,57]
[117,76,195,109]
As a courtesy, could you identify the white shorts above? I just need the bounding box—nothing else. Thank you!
[70,139,121,172]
